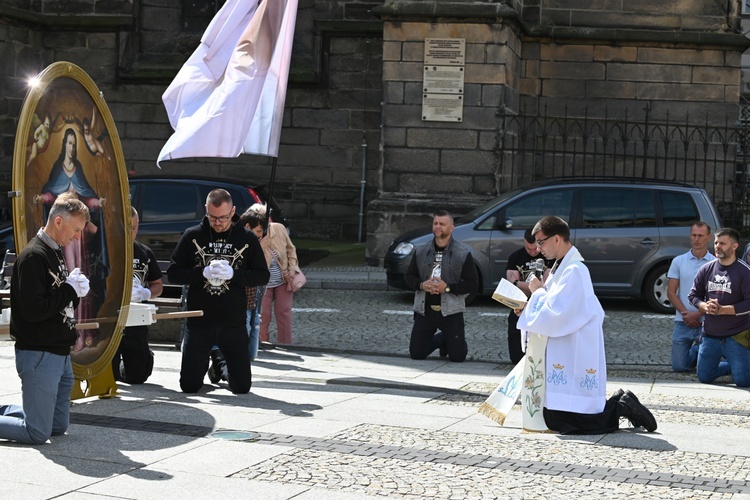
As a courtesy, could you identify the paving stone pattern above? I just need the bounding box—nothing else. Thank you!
[287,289,674,366]
[71,411,750,498]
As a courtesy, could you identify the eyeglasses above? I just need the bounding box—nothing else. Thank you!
[535,235,553,247]
[206,213,232,223]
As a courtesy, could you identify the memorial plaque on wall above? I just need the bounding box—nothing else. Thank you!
[422,38,465,122]
[423,66,464,95]
[422,93,463,122]
[424,38,465,66]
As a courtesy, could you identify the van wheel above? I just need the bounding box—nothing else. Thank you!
[644,264,673,314]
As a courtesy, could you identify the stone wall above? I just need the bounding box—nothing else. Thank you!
[0,0,748,266]
[367,19,523,260]
[365,0,748,264]
[0,0,384,244]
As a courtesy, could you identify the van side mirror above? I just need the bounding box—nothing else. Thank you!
[503,218,513,230]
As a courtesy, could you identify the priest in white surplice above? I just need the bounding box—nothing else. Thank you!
[516,216,658,434]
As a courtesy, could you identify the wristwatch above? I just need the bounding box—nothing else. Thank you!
[513,280,519,286]
[445,285,451,293]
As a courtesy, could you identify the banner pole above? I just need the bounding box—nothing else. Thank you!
[264,156,278,232]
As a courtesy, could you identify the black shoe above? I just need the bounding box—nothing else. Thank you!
[439,343,447,358]
[207,360,221,383]
[208,350,227,383]
[619,391,657,432]
[610,388,625,401]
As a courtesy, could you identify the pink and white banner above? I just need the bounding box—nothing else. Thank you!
[158,0,298,165]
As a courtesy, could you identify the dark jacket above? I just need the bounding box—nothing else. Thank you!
[167,215,269,327]
[10,236,79,355]
[405,237,478,316]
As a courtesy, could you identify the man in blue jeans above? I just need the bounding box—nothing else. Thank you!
[689,227,750,387]
[666,221,715,372]
[0,194,90,444]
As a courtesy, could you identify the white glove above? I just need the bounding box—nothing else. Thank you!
[213,260,234,280]
[203,260,233,281]
[131,283,152,303]
[65,268,90,298]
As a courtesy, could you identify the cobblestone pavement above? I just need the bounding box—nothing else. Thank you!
[283,288,674,368]
[3,270,750,499]
[58,355,750,500]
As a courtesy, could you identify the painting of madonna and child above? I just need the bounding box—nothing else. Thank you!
[18,66,130,369]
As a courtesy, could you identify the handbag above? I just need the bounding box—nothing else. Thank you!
[287,269,307,292]
[269,249,306,292]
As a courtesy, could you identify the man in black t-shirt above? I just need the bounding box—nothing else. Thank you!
[504,228,554,364]
[112,207,163,384]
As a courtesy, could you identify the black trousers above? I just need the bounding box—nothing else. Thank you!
[409,308,467,362]
[543,394,620,435]
[112,326,154,385]
[507,312,524,365]
[180,323,251,394]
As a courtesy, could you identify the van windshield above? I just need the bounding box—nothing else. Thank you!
[456,188,525,224]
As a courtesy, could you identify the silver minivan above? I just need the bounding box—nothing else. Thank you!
[383,179,723,313]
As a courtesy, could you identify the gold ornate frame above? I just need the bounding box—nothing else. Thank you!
[12,62,132,394]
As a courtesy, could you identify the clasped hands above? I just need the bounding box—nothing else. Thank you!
[203,259,234,281]
[131,276,152,303]
[681,309,702,327]
[65,267,90,298]
[704,298,722,316]
[421,277,447,294]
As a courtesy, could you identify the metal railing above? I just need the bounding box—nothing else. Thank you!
[497,102,750,231]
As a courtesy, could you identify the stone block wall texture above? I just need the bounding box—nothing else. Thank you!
[535,0,727,31]
[0,0,747,264]
[0,0,384,244]
[366,0,747,264]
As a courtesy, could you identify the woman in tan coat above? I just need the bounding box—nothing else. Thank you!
[247,205,300,344]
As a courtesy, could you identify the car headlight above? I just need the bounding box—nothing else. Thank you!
[392,242,414,255]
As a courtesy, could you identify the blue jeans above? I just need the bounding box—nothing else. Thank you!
[180,323,251,394]
[672,321,700,372]
[246,286,265,361]
[0,349,74,444]
[697,335,750,387]
[247,309,260,361]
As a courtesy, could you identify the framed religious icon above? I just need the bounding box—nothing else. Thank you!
[11,62,131,396]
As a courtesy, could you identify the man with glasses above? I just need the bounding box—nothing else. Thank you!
[0,193,90,444]
[515,216,657,434]
[405,210,478,362]
[168,189,269,394]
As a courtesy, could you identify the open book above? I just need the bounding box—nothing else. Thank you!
[492,278,528,309]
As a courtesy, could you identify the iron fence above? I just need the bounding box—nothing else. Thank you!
[498,102,750,233]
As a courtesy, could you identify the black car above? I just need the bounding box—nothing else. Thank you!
[128,175,287,260]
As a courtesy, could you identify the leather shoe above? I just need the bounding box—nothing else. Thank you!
[208,350,227,383]
[207,360,221,384]
[619,391,657,432]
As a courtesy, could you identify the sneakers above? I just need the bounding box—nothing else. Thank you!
[619,390,657,432]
